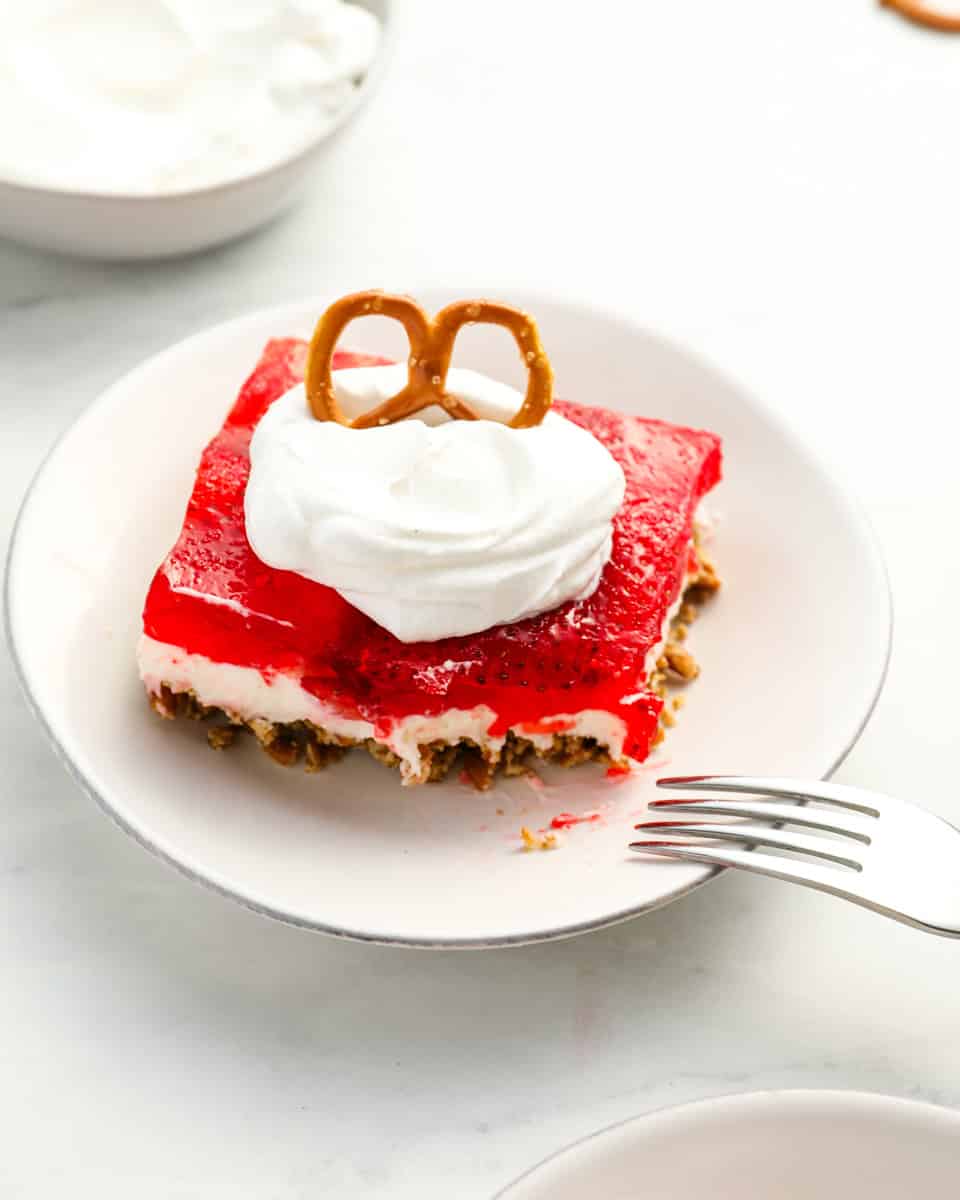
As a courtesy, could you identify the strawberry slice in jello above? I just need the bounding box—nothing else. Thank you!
[138,338,721,787]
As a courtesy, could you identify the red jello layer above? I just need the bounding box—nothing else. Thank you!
[142,339,722,761]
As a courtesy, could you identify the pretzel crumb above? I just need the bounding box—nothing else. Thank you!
[206,726,236,750]
[664,644,700,680]
[521,826,558,851]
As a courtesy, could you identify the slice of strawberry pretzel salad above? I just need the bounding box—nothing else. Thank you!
[138,291,722,788]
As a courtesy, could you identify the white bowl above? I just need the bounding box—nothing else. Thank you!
[0,0,391,261]
[499,1091,960,1198]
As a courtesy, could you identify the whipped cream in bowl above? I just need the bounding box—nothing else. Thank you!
[0,0,390,258]
[244,365,627,643]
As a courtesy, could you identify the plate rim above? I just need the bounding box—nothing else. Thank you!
[3,291,893,948]
[494,1088,960,1196]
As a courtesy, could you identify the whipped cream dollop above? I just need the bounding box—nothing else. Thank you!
[244,366,627,643]
[0,0,379,194]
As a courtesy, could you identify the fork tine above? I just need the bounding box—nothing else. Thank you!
[629,841,859,894]
[634,821,863,869]
[656,775,881,816]
[648,798,873,843]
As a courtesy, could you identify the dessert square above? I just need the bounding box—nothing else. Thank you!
[139,337,721,786]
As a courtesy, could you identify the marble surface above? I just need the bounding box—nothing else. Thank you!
[2,2,959,1195]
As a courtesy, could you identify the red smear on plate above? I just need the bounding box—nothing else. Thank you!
[550,811,602,830]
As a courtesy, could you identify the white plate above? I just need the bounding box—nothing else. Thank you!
[5,291,891,946]
[498,1090,960,1198]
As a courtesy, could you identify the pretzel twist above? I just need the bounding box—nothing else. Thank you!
[880,0,960,31]
[305,291,554,430]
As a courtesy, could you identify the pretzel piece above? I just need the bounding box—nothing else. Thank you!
[431,300,554,430]
[305,290,554,430]
[880,0,960,31]
[305,292,431,426]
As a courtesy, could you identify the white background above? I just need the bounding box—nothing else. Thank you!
[2,1,959,1195]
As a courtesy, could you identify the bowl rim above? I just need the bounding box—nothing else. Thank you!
[0,0,394,203]
[495,1089,960,1196]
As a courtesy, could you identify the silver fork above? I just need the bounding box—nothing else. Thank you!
[630,775,960,937]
